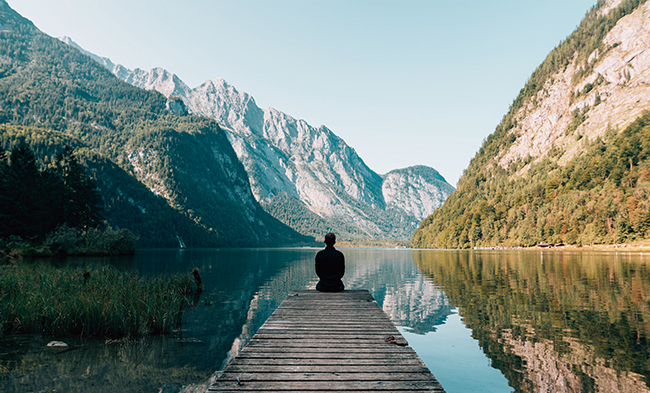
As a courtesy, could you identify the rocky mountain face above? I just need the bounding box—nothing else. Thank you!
[62,38,454,240]
[412,0,650,248]
[499,0,650,173]
[382,166,454,222]
[0,1,308,247]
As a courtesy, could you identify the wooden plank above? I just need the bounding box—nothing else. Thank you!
[210,390,443,393]
[241,346,410,353]
[217,372,440,382]
[235,352,420,360]
[208,289,445,392]
[229,358,426,366]
[241,344,412,351]
[208,381,445,391]
[224,365,432,373]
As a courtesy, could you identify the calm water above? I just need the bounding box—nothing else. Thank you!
[1,248,649,393]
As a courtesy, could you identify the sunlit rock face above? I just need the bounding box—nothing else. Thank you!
[497,0,650,175]
[186,80,385,218]
[382,166,455,222]
[61,37,454,240]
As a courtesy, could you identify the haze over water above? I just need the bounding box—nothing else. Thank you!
[2,248,649,393]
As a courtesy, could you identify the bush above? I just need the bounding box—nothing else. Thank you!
[91,227,139,255]
[43,225,83,255]
[2,225,139,259]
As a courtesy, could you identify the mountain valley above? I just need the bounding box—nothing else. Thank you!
[61,38,455,240]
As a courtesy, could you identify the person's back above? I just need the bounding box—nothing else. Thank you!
[315,232,345,292]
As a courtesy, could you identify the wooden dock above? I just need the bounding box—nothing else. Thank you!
[208,289,445,392]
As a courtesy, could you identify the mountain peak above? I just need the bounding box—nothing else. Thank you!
[61,39,453,240]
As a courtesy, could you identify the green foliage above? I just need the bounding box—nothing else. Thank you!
[261,193,329,241]
[0,3,311,248]
[412,0,650,249]
[0,141,103,241]
[0,262,192,337]
[565,105,590,135]
[54,146,103,229]
[413,111,650,248]
[42,225,139,256]
[0,139,136,256]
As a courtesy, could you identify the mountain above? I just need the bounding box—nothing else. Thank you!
[382,166,453,222]
[412,0,650,248]
[0,1,310,247]
[62,39,455,240]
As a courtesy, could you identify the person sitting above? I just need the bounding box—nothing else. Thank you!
[315,232,345,292]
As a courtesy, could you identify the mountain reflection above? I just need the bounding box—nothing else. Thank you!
[223,248,456,367]
[413,250,650,393]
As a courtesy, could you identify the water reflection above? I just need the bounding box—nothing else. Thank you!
[414,250,650,393]
[1,248,458,393]
[216,249,456,366]
[10,249,645,392]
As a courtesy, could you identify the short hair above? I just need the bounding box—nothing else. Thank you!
[324,232,336,246]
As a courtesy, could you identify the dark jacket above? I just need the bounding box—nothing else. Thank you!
[315,246,345,292]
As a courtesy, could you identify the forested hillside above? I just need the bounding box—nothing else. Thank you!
[0,1,310,247]
[67,41,455,241]
[412,0,650,248]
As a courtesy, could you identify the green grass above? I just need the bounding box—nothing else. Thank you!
[0,263,192,337]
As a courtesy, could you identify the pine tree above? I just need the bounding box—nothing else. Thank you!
[54,146,103,229]
[2,142,58,239]
[0,145,9,237]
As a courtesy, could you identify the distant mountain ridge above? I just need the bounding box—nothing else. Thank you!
[61,38,455,240]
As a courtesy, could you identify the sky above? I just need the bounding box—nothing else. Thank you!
[7,0,598,186]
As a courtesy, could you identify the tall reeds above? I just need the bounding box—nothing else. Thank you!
[0,263,192,337]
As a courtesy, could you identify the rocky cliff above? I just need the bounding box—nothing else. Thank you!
[62,38,454,240]
[412,0,650,248]
[382,166,454,222]
[499,0,650,173]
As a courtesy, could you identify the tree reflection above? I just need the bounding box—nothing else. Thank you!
[413,250,650,393]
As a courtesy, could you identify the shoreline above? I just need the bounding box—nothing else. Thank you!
[473,241,650,252]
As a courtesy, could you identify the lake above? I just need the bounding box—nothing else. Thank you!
[1,248,649,393]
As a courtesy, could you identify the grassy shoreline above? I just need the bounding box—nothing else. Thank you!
[0,262,192,337]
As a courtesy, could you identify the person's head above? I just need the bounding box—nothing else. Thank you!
[324,232,336,247]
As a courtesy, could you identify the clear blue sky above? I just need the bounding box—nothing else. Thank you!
[8,0,597,185]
